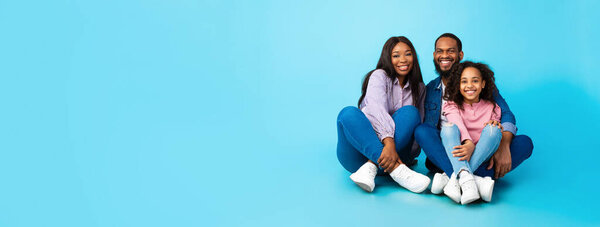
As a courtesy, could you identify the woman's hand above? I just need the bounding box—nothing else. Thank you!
[452,139,475,161]
[378,137,399,173]
[484,120,504,130]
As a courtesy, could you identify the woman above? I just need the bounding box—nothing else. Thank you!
[336,36,430,193]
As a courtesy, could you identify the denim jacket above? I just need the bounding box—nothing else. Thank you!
[423,77,517,135]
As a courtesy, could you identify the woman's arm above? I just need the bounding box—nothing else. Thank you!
[361,70,395,141]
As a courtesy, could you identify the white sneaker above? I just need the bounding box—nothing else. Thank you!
[349,162,378,192]
[443,173,461,203]
[389,164,431,193]
[474,175,495,202]
[431,172,449,194]
[459,171,480,205]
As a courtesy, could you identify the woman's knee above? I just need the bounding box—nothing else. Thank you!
[392,105,419,122]
[337,106,361,122]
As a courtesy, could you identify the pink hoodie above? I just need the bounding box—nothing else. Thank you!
[443,100,501,144]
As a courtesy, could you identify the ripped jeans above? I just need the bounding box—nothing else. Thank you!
[440,123,502,174]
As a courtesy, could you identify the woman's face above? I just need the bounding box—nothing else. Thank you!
[391,42,413,77]
[460,67,486,104]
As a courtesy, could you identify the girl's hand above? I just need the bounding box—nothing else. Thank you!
[484,120,503,130]
[452,140,475,161]
[378,138,399,173]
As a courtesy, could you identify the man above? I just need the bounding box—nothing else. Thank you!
[414,33,533,180]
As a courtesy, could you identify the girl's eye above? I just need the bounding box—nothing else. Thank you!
[461,80,467,84]
[406,53,412,56]
[393,55,400,58]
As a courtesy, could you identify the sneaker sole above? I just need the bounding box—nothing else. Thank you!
[443,189,461,203]
[461,193,480,205]
[410,178,431,193]
[481,180,494,202]
[350,174,374,192]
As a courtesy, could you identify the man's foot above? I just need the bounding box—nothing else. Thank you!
[459,171,480,205]
[349,162,378,192]
[431,172,449,194]
[443,173,461,203]
[474,175,494,202]
[389,164,431,193]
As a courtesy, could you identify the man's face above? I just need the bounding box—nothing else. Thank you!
[433,37,463,77]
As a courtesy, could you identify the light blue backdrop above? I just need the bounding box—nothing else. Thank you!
[1,0,599,226]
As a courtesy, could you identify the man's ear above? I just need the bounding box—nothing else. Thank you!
[459,51,464,61]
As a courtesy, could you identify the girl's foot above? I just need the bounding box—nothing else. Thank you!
[459,171,480,204]
[474,175,495,202]
[349,162,378,192]
[389,164,431,193]
[431,172,449,194]
[443,173,461,203]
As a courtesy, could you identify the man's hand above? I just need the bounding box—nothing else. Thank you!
[487,131,513,179]
[378,137,399,173]
[452,139,475,161]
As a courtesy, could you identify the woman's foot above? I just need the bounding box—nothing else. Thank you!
[349,162,378,192]
[389,164,431,193]
[443,173,461,203]
[431,172,449,194]
[459,171,480,205]
[474,175,495,202]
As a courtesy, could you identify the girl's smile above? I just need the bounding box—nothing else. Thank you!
[460,67,486,105]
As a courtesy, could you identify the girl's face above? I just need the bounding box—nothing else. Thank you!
[460,67,486,104]
[391,42,413,77]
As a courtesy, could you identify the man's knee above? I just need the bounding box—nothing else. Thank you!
[513,134,533,159]
[415,123,434,141]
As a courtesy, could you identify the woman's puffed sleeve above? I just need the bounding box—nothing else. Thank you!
[361,70,395,141]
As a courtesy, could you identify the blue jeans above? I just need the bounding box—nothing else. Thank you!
[415,123,533,178]
[440,124,502,174]
[336,106,420,175]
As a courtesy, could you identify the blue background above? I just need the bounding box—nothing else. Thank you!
[1,0,599,226]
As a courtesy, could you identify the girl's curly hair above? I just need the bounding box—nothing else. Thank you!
[443,61,497,110]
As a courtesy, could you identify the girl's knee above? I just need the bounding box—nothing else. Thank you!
[440,123,459,136]
[483,124,502,136]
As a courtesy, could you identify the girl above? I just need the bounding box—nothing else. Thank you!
[433,61,503,204]
[336,36,430,193]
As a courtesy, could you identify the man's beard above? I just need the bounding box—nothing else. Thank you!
[434,59,455,79]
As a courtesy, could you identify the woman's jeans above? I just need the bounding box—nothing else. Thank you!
[440,124,502,175]
[336,106,420,175]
